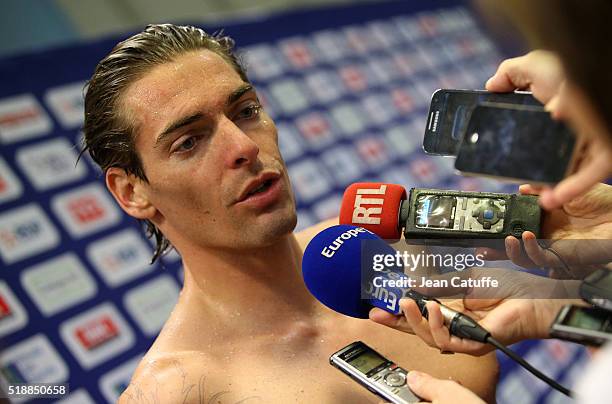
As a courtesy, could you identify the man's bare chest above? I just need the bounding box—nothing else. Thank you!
[207,340,381,403]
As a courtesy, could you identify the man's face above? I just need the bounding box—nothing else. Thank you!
[120,49,297,250]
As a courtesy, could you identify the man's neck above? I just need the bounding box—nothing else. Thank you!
[178,233,322,337]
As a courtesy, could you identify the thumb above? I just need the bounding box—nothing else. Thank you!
[408,371,486,404]
[485,71,517,93]
[369,308,403,327]
[407,371,453,401]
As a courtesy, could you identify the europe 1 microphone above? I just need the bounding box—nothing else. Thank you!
[302,225,491,340]
[339,182,541,242]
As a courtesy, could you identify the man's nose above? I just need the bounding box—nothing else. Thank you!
[221,117,260,169]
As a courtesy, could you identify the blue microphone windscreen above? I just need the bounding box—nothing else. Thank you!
[302,225,401,318]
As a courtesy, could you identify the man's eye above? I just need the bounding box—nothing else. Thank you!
[172,136,199,153]
[235,104,262,120]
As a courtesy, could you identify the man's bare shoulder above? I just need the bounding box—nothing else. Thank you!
[118,351,261,404]
[118,351,210,404]
[295,217,338,249]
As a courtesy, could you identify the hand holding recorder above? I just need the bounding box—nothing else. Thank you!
[479,183,612,279]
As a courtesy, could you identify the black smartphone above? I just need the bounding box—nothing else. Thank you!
[550,305,612,347]
[454,103,579,184]
[423,89,542,156]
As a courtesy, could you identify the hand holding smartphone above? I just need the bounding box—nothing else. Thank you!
[423,89,580,185]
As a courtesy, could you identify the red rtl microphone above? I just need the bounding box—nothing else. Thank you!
[339,182,406,240]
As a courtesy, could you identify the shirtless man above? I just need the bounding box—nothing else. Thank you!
[82,24,498,403]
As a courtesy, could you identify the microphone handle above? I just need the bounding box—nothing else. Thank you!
[406,290,490,343]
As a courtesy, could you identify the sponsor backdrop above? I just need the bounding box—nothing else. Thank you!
[0,1,586,403]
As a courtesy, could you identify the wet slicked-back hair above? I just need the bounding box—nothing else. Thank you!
[82,24,249,263]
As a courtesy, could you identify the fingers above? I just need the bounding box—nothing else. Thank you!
[399,299,437,347]
[407,371,485,404]
[372,299,453,350]
[369,302,433,343]
[504,235,520,261]
[426,301,452,351]
[544,93,562,118]
[504,236,536,268]
[505,233,564,270]
[369,308,414,334]
[485,56,530,93]
[518,183,546,196]
[521,231,553,267]
[485,50,564,104]
[539,151,612,210]
[372,299,492,355]
[425,301,491,355]
[407,371,448,403]
[503,232,571,271]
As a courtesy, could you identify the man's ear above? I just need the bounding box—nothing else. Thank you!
[106,167,157,220]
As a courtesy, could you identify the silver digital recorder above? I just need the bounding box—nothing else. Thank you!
[330,341,420,403]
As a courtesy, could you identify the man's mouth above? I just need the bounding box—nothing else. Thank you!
[247,179,274,196]
[236,172,282,204]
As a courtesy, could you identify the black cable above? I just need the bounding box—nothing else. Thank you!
[409,291,574,397]
[450,308,574,397]
[449,310,573,396]
[486,336,572,397]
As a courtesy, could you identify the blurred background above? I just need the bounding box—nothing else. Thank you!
[0,1,586,403]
